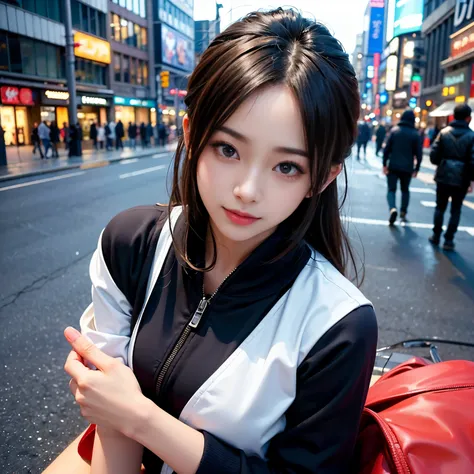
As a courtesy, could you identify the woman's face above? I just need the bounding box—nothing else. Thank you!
[188,85,337,246]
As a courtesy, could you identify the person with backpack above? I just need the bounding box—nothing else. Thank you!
[429,103,474,250]
[46,9,377,474]
[383,109,422,225]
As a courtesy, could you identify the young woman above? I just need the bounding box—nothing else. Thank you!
[47,8,377,474]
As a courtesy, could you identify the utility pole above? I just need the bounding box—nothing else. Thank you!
[63,0,79,155]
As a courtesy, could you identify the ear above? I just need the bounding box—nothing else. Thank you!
[182,114,190,148]
[313,163,343,196]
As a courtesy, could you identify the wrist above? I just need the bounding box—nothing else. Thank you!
[125,395,155,442]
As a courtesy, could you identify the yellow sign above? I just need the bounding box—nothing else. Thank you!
[455,95,466,103]
[74,32,111,64]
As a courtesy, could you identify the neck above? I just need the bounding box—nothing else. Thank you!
[205,219,276,275]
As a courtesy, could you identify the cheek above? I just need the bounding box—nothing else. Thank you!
[267,175,311,215]
[196,152,226,204]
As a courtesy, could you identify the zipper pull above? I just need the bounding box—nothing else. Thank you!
[189,297,208,328]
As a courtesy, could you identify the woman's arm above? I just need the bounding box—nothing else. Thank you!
[91,428,143,474]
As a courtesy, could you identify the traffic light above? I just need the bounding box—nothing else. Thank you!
[412,46,426,75]
[160,71,170,88]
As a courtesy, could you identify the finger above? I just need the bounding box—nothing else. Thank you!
[64,327,113,372]
[69,378,79,398]
[64,350,89,380]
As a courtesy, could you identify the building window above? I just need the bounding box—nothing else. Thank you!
[120,0,126,7]
[20,38,36,75]
[0,33,8,72]
[123,55,130,82]
[142,61,148,86]
[140,0,146,18]
[114,53,121,82]
[133,0,140,15]
[141,27,147,51]
[112,14,121,41]
[90,9,98,36]
[127,0,133,10]
[8,36,22,73]
[135,24,141,48]
[128,21,135,47]
[81,2,90,32]
[130,57,137,84]
[121,18,129,44]
[71,0,81,29]
[75,58,107,85]
[137,60,143,85]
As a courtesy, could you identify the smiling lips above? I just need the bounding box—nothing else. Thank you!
[223,208,261,226]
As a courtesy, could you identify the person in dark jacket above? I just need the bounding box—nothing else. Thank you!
[383,109,422,225]
[49,121,60,158]
[158,123,168,147]
[429,103,474,250]
[115,120,125,150]
[31,122,44,158]
[375,122,387,157]
[140,122,147,148]
[128,122,137,149]
[90,122,98,150]
[146,122,154,146]
[356,120,371,160]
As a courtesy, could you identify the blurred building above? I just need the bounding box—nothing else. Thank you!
[0,0,112,146]
[194,19,219,62]
[422,0,474,128]
[109,0,157,128]
[154,0,194,128]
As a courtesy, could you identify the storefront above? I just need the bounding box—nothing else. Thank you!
[114,97,156,126]
[0,86,37,146]
[77,95,110,140]
[40,89,70,127]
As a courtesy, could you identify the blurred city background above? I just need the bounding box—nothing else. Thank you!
[1,0,474,473]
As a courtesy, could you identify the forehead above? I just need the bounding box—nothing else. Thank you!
[222,85,306,149]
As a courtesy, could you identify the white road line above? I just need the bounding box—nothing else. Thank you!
[343,215,474,235]
[119,158,139,165]
[410,187,435,194]
[0,171,86,192]
[152,153,170,159]
[420,201,437,207]
[119,165,167,179]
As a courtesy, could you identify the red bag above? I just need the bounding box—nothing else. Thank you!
[353,357,474,474]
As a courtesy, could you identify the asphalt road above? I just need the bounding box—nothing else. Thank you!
[1,145,473,473]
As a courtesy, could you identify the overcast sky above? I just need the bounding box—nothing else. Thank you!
[194,0,369,54]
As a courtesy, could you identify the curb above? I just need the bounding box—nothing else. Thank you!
[0,150,171,183]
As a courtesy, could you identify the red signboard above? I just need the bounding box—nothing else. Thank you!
[450,22,474,59]
[372,52,380,87]
[1,86,35,105]
[411,80,421,97]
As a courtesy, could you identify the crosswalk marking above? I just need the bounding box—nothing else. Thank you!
[0,171,86,192]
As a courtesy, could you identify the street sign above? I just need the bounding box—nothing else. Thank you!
[160,71,170,88]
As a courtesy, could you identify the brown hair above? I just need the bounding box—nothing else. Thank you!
[169,8,361,282]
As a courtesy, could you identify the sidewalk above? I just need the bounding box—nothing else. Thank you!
[0,143,176,183]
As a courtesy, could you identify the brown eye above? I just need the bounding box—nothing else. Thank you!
[222,145,236,158]
[211,142,238,159]
[275,162,302,176]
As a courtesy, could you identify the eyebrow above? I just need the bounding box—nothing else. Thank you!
[217,126,309,158]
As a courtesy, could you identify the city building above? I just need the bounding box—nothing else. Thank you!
[0,0,112,149]
[423,0,474,127]
[194,19,218,62]
[154,0,194,129]
[109,0,157,127]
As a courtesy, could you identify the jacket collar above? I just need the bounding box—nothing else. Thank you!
[398,120,415,129]
[449,120,470,129]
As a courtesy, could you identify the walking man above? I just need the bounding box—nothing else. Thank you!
[128,122,137,149]
[115,120,124,150]
[31,122,44,158]
[383,109,422,225]
[356,120,371,161]
[375,122,387,157]
[38,121,51,158]
[429,103,474,250]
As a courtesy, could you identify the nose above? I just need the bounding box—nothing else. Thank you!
[233,167,262,204]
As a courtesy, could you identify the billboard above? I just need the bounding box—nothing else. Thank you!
[161,24,194,72]
[392,0,423,37]
[74,31,111,64]
[368,1,385,54]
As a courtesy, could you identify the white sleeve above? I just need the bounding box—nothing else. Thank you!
[79,230,133,366]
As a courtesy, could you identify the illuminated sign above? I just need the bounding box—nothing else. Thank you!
[385,55,398,91]
[74,32,111,64]
[0,86,35,105]
[114,97,156,108]
[450,23,474,59]
[81,95,108,106]
[442,67,470,98]
[454,0,474,28]
[45,90,69,101]
[393,0,423,38]
[368,1,385,54]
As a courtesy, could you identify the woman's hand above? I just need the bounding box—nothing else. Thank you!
[64,327,147,438]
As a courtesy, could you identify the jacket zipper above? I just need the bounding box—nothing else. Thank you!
[155,266,238,396]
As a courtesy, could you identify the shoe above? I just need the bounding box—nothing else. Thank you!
[443,240,455,251]
[429,234,440,245]
[389,208,398,226]
[400,211,408,223]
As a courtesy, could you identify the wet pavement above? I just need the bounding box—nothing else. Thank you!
[1,144,473,473]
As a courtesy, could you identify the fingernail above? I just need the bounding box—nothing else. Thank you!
[64,327,81,343]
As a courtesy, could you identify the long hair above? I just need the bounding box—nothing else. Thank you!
[169,8,361,282]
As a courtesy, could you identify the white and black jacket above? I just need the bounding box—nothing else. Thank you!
[80,205,378,474]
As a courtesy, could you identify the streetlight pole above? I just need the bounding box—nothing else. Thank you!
[63,0,78,148]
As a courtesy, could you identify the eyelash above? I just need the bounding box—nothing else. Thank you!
[210,141,305,178]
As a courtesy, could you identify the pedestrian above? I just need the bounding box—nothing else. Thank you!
[430,125,441,145]
[128,122,137,149]
[47,9,377,474]
[49,121,60,158]
[76,122,83,156]
[356,120,370,160]
[158,122,168,147]
[31,122,44,158]
[140,122,147,148]
[107,120,116,150]
[115,120,125,150]
[429,103,474,250]
[38,121,51,158]
[375,121,386,157]
[383,109,422,225]
[90,122,98,150]
[146,122,153,146]
[97,123,106,149]
[61,122,69,150]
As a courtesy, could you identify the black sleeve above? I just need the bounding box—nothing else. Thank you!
[382,133,392,166]
[430,133,443,166]
[469,137,474,182]
[414,134,423,172]
[101,205,167,308]
[195,305,378,474]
